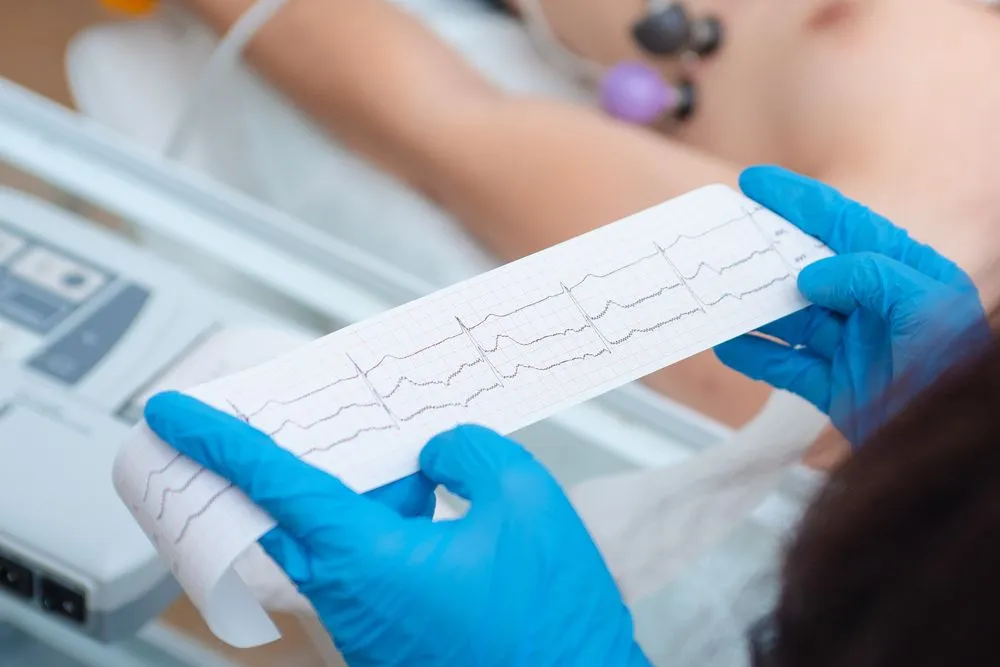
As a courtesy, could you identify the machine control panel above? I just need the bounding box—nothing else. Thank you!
[0,188,300,642]
[0,219,154,388]
[0,222,116,333]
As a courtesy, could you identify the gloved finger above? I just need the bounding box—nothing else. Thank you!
[145,392,399,542]
[756,307,843,359]
[740,166,975,292]
[258,527,312,586]
[797,253,938,318]
[419,424,536,502]
[365,473,437,519]
[715,334,832,411]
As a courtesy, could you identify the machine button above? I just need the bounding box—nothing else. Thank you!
[0,231,26,266]
[0,282,69,334]
[40,578,87,624]
[28,284,150,384]
[62,273,87,288]
[0,556,35,599]
[10,247,107,304]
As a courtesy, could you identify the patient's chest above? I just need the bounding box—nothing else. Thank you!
[677,0,1000,169]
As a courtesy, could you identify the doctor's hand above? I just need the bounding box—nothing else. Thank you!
[716,166,988,448]
[145,393,650,667]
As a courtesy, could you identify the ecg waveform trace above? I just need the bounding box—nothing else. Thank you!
[136,203,827,546]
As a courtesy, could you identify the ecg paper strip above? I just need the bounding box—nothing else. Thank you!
[112,184,832,648]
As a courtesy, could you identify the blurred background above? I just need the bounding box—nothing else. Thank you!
[1,0,104,194]
[1,0,101,106]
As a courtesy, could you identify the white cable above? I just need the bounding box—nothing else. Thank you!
[163,0,603,158]
[515,0,606,86]
[162,0,291,159]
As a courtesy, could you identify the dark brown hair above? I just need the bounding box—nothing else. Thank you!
[772,323,1000,666]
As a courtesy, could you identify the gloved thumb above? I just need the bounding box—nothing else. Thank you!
[419,425,539,503]
[796,253,934,318]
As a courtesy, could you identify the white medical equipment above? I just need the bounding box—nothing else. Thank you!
[0,181,325,643]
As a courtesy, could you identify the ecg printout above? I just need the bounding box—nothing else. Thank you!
[113,184,832,648]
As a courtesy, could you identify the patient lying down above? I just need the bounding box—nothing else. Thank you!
[176,0,1000,460]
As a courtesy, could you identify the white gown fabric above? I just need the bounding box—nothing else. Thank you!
[66,0,591,288]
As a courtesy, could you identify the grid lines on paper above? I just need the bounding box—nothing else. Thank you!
[135,195,831,551]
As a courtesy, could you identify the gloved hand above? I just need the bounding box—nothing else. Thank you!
[362,471,437,520]
[145,393,650,667]
[716,166,988,447]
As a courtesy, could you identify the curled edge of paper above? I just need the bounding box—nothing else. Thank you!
[111,325,315,648]
[111,427,281,648]
[204,556,282,648]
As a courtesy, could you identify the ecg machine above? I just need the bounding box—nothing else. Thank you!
[0,185,318,643]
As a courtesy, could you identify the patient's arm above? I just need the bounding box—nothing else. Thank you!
[181,0,772,426]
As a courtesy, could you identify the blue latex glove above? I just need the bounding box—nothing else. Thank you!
[364,472,436,520]
[145,393,650,667]
[716,166,988,447]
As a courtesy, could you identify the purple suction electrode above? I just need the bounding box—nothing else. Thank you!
[600,62,680,125]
